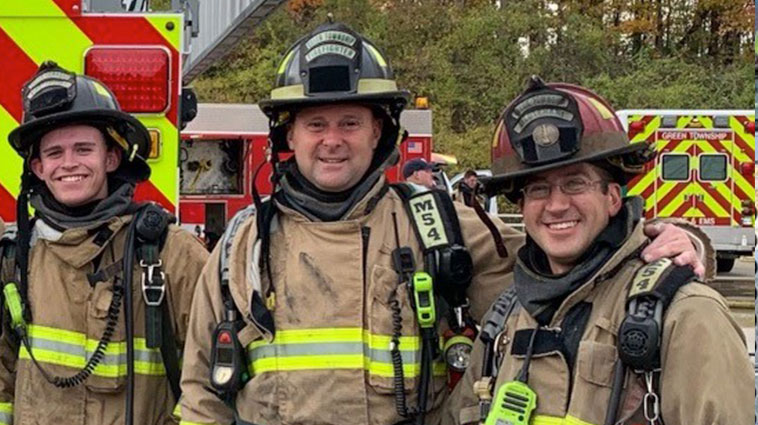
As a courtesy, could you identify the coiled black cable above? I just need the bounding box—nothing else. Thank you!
[21,277,124,388]
[389,212,427,422]
[389,288,409,417]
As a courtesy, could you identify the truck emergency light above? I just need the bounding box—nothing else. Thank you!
[739,161,755,177]
[85,47,170,113]
[629,121,645,132]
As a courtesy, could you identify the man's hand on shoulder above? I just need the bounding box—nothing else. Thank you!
[642,222,705,279]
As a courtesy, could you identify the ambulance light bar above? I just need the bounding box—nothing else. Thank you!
[85,47,170,113]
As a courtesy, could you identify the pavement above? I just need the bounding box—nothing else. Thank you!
[707,256,755,361]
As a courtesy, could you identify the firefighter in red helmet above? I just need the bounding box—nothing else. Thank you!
[443,77,749,425]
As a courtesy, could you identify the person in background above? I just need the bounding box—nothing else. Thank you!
[403,158,437,189]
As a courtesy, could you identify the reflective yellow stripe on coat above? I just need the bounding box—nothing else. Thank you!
[19,324,166,377]
[247,327,446,377]
[0,402,11,425]
[533,415,595,425]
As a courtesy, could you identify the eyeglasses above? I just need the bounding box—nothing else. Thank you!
[521,178,607,200]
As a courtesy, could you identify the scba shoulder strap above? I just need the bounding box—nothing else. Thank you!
[473,287,521,420]
[605,257,696,425]
[132,203,182,401]
[618,257,696,371]
[211,202,274,403]
[217,202,275,337]
[391,183,473,310]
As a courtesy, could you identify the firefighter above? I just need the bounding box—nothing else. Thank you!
[403,158,437,189]
[0,62,209,425]
[452,170,484,208]
[443,77,751,425]
[178,23,706,425]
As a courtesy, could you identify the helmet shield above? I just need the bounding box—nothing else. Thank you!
[8,62,151,183]
[22,67,78,119]
[299,28,362,96]
[503,79,583,165]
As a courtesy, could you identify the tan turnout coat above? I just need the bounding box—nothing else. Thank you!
[0,214,209,425]
[178,179,524,425]
[444,222,753,425]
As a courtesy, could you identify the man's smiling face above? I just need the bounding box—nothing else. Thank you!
[520,162,622,274]
[287,103,381,192]
[31,124,121,207]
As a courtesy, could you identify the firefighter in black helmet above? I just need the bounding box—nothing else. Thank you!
[259,21,411,195]
[0,62,208,425]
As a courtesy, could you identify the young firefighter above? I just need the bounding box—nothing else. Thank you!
[0,63,209,425]
[452,170,483,208]
[444,77,752,425]
[178,24,706,425]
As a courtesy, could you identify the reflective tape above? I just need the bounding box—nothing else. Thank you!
[532,415,595,425]
[247,327,446,378]
[19,324,166,377]
[0,402,11,425]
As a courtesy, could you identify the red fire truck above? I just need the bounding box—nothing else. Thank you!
[178,103,433,241]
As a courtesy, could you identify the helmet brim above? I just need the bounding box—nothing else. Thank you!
[482,142,649,198]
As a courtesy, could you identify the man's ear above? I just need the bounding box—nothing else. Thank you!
[608,182,623,216]
[30,158,44,180]
[517,198,524,212]
[105,147,122,173]
[286,125,295,151]
[371,117,382,150]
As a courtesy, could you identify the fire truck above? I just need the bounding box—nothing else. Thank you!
[0,0,196,221]
[618,110,756,272]
[0,0,286,223]
[178,103,433,243]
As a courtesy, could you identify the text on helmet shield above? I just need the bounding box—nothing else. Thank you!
[305,31,357,50]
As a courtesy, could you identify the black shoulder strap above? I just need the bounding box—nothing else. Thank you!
[618,258,696,372]
[391,183,465,251]
[133,203,181,402]
[218,202,275,338]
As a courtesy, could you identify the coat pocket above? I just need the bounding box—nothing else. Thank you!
[576,341,617,388]
[570,340,618,418]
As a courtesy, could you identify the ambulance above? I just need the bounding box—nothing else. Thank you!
[178,103,433,246]
[0,0,195,222]
[618,110,756,272]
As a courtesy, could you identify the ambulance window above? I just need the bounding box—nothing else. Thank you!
[661,154,689,181]
[699,154,728,181]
